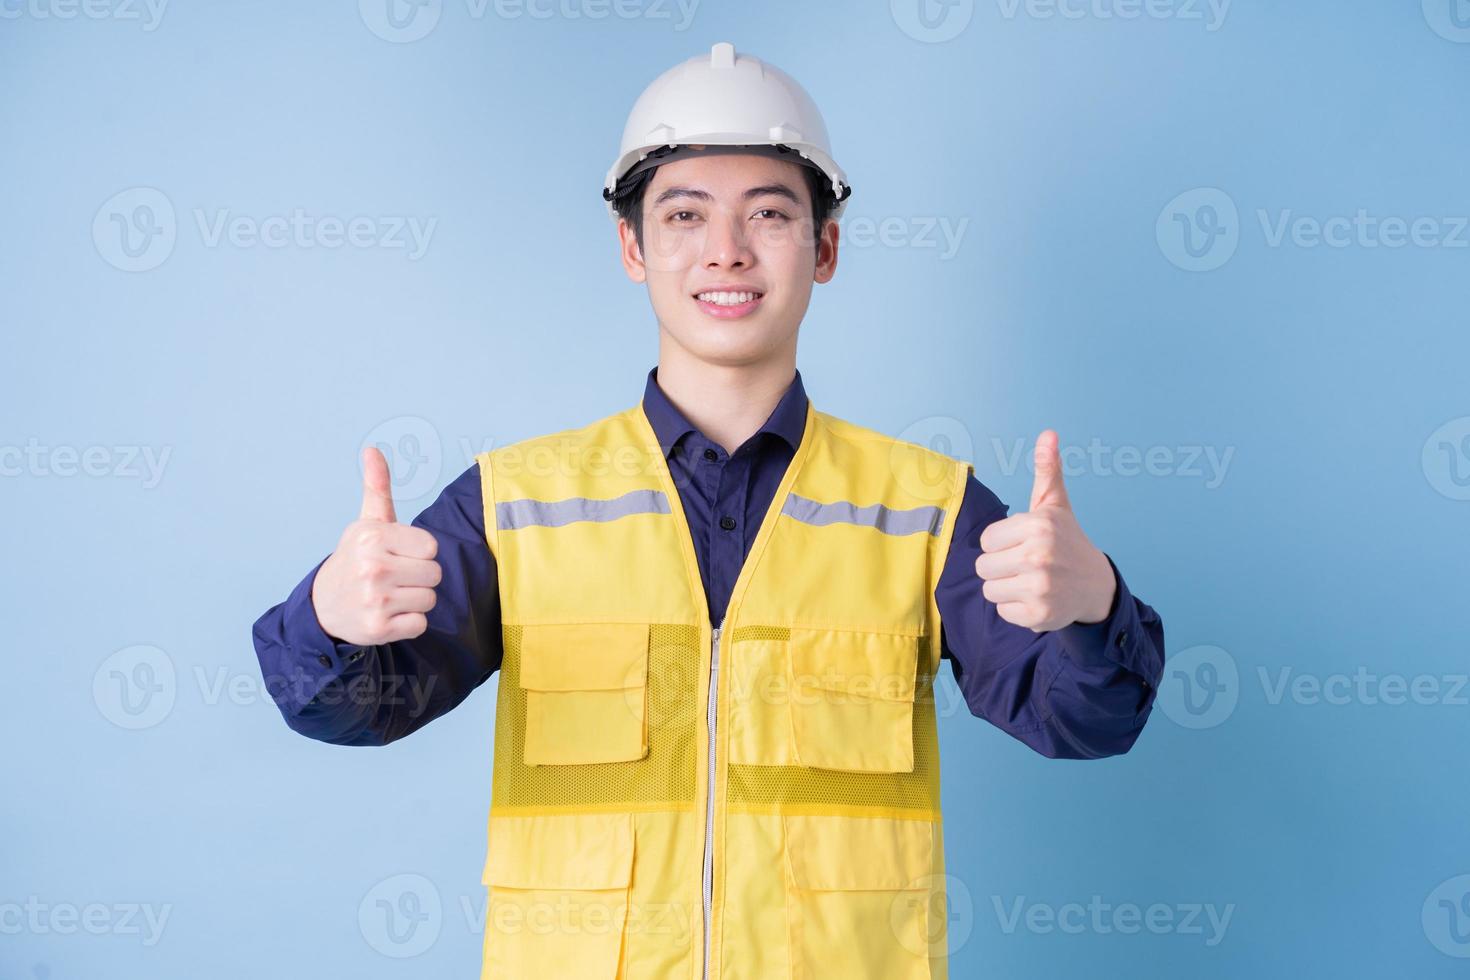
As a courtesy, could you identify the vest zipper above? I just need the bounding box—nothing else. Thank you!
[701,618,724,980]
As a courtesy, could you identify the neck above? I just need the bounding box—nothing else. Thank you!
[654,337,797,456]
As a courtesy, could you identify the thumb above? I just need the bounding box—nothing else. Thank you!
[359,445,398,523]
[1028,429,1071,511]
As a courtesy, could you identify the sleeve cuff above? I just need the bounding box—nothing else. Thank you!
[274,556,371,709]
[1056,553,1148,677]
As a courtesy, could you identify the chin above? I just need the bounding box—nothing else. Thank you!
[672,324,786,365]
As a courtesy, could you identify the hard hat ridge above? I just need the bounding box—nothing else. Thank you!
[602,42,851,222]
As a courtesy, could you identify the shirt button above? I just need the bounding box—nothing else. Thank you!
[348,650,364,664]
[317,654,333,668]
[719,515,737,531]
[703,448,718,462]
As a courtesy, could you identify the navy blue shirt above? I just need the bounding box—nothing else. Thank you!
[252,366,1165,758]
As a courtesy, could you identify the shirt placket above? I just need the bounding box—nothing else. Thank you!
[705,440,752,626]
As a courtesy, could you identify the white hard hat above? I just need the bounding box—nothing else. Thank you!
[602,41,852,223]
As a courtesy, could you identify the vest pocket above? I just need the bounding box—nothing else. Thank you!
[787,627,919,773]
[519,622,650,766]
[482,812,634,978]
[782,814,935,980]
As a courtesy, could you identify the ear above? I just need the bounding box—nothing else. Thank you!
[814,218,839,284]
[618,216,646,284]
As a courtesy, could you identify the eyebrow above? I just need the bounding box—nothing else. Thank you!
[651,183,803,209]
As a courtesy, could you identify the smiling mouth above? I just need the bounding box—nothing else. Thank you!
[692,290,765,319]
[693,289,765,307]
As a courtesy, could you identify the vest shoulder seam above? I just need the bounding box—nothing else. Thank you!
[813,409,968,469]
[484,404,640,461]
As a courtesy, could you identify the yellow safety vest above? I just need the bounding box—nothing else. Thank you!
[474,395,969,979]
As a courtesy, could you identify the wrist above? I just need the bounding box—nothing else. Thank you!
[1073,550,1118,625]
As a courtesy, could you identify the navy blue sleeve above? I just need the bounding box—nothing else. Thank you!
[935,472,1166,760]
[251,462,502,746]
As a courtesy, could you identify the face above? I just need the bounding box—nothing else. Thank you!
[618,151,839,367]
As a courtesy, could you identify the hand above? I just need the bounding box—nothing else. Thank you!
[974,430,1116,633]
[310,446,442,646]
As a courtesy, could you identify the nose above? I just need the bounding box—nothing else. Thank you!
[700,205,754,270]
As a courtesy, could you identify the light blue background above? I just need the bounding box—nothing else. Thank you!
[3,1,1468,976]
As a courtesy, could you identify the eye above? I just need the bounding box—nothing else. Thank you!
[753,208,789,221]
[668,210,700,223]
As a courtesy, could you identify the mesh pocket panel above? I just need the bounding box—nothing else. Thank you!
[490,622,942,818]
[491,623,698,811]
[725,634,942,817]
[731,624,790,643]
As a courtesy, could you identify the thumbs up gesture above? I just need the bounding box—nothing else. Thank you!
[310,446,442,646]
[975,430,1117,633]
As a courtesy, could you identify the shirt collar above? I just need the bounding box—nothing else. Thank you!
[641,364,809,459]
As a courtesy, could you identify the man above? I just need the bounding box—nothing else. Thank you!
[253,41,1164,980]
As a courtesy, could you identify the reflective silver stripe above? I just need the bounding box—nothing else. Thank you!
[496,488,671,530]
[781,492,945,537]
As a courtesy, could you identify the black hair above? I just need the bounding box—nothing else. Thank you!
[607,148,840,254]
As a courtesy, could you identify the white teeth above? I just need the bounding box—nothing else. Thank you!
[696,291,760,306]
